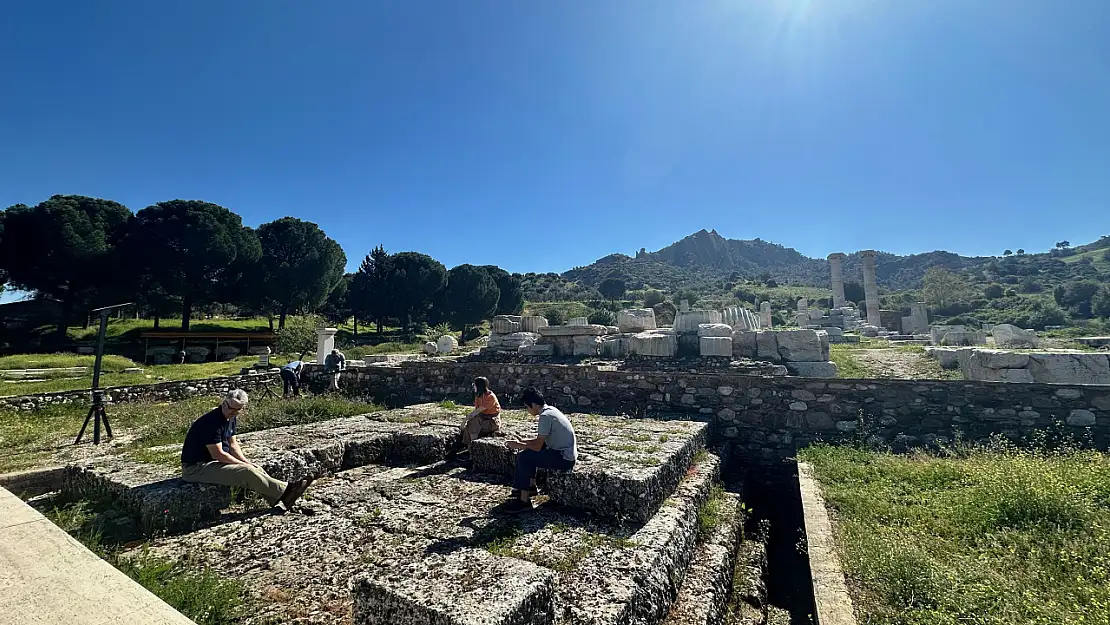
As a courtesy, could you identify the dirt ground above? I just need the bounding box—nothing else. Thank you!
[851,348,959,380]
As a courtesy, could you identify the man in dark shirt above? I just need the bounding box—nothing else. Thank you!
[181,389,311,511]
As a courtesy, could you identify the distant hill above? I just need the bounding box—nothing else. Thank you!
[557,229,1110,292]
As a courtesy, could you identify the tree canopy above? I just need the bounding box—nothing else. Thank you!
[445,264,500,337]
[351,245,393,333]
[255,217,346,328]
[479,265,524,315]
[124,200,261,330]
[922,267,975,309]
[386,252,447,331]
[599,277,627,301]
[0,195,131,338]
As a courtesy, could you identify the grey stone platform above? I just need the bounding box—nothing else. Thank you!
[470,413,708,523]
[63,415,459,534]
[661,492,744,625]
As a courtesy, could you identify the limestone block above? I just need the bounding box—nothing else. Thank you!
[572,335,601,356]
[631,331,678,357]
[490,316,522,334]
[568,317,589,326]
[785,361,838,378]
[926,347,963,369]
[930,325,967,346]
[992,324,1040,348]
[615,308,656,333]
[775,329,824,362]
[699,336,733,357]
[519,344,554,356]
[487,332,539,351]
[184,346,210,363]
[537,324,608,337]
[940,330,987,346]
[822,326,844,337]
[1027,353,1110,384]
[860,325,880,337]
[436,335,458,354]
[697,323,733,338]
[732,330,758,359]
[423,342,437,355]
[599,334,632,359]
[756,331,780,363]
[972,349,1030,369]
[519,316,549,333]
[216,345,241,359]
[674,310,723,333]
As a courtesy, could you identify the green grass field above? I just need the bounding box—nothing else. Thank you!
[801,445,1110,625]
[0,352,140,371]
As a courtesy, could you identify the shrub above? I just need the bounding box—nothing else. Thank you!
[984,284,1004,299]
[587,310,616,326]
[653,301,676,326]
[643,290,665,307]
[543,307,567,326]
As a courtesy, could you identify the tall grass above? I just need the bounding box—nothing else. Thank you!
[801,444,1110,625]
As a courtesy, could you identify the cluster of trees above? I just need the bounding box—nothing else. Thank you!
[0,195,522,341]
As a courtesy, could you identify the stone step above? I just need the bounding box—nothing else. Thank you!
[723,539,768,625]
[62,414,459,534]
[661,492,745,625]
[470,413,708,523]
[554,452,721,625]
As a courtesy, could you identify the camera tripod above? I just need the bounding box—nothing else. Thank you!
[75,303,131,445]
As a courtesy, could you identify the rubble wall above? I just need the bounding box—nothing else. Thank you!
[0,371,280,410]
[306,362,1110,462]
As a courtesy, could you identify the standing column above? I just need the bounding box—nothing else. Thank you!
[860,250,881,326]
[760,301,772,328]
[827,252,847,308]
[316,323,338,364]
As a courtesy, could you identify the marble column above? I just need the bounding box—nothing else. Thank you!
[316,324,337,364]
[827,252,847,308]
[860,250,881,326]
[760,301,772,328]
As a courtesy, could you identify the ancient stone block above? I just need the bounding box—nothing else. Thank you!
[732,330,757,359]
[785,362,838,378]
[568,317,590,326]
[519,344,554,357]
[697,323,733,338]
[538,324,608,337]
[491,316,523,334]
[1026,353,1110,385]
[699,336,733,357]
[992,324,1040,348]
[674,310,723,334]
[519,316,549,333]
[756,331,780,363]
[352,549,556,625]
[631,331,678,358]
[436,335,458,354]
[774,329,824,362]
[572,335,601,357]
[617,309,657,333]
[599,334,632,359]
[422,341,437,355]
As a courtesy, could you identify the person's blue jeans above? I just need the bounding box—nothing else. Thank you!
[513,448,575,490]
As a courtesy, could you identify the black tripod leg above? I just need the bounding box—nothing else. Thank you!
[94,406,101,445]
[74,405,95,444]
[101,405,114,438]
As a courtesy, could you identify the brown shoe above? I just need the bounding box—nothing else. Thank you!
[282,477,315,510]
[278,479,306,510]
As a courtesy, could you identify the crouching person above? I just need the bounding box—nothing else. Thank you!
[180,389,311,512]
[504,387,577,512]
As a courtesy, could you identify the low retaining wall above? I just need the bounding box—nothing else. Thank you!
[307,361,1110,461]
[0,371,280,410]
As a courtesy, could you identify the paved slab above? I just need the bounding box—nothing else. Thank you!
[798,462,857,625]
[470,413,708,522]
[0,486,196,625]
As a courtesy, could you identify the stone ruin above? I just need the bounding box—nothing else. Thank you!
[481,304,839,378]
[59,404,772,625]
[925,346,1110,385]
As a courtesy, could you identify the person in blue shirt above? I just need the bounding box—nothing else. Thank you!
[280,360,304,398]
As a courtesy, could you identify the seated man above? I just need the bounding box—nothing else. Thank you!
[323,348,346,392]
[280,360,304,398]
[504,387,577,512]
[181,389,311,512]
[449,376,501,460]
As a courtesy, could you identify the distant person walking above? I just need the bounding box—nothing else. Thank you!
[180,389,311,512]
[323,348,346,392]
[280,360,304,398]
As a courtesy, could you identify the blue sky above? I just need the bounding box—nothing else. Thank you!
[2,1,1108,281]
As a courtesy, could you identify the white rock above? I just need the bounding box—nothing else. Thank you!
[972,349,1030,369]
[537,324,609,337]
[487,332,540,351]
[423,341,438,355]
[699,336,733,357]
[822,326,844,337]
[674,310,723,333]
[630,331,678,357]
[599,334,632,358]
[1067,410,1097,427]
[519,316,549,333]
[1027,353,1110,384]
[775,329,825,362]
[785,361,838,378]
[992,323,1040,348]
[436,335,458,354]
[940,330,987,346]
[617,309,657,333]
[697,323,733,338]
[567,317,589,326]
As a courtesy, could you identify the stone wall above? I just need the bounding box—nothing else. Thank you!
[0,371,281,411]
[308,362,1110,463]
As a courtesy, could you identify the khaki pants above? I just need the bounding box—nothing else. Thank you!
[182,462,287,507]
[329,372,341,390]
[461,414,501,451]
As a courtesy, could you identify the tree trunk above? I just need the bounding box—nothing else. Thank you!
[353,318,358,340]
[55,294,74,342]
[279,305,288,330]
[268,317,274,332]
[153,315,160,329]
[181,298,193,332]
[376,318,383,335]
[459,325,467,346]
